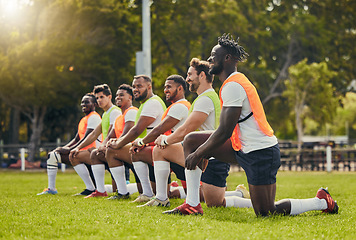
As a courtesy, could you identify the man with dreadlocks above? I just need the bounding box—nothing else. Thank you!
[167,33,339,217]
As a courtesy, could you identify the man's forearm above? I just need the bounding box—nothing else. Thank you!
[115,128,141,149]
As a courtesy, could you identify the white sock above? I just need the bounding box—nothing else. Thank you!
[289,198,327,215]
[132,161,153,197]
[110,166,128,195]
[225,190,243,198]
[225,196,252,208]
[47,168,57,190]
[91,164,106,193]
[73,164,95,191]
[127,183,138,195]
[185,168,202,207]
[154,161,170,201]
[170,186,186,199]
[104,184,113,193]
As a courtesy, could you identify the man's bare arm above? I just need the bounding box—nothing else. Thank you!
[185,106,241,169]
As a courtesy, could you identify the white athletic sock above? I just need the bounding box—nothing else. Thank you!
[104,184,113,193]
[154,161,170,201]
[289,198,327,215]
[109,166,128,195]
[225,196,252,208]
[225,190,243,198]
[127,183,138,195]
[170,186,186,199]
[185,168,202,207]
[73,164,95,191]
[91,164,106,193]
[132,161,154,197]
[47,168,57,190]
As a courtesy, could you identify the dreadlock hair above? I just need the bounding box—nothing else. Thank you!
[166,75,188,92]
[93,84,112,96]
[189,58,213,83]
[218,33,249,62]
[84,93,97,105]
[118,84,134,98]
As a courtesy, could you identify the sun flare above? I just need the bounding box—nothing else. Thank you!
[1,0,32,18]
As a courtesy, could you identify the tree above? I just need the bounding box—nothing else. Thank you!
[147,0,355,134]
[283,59,338,151]
[0,0,140,160]
[330,92,356,142]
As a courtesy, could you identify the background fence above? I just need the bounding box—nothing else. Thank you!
[1,140,356,171]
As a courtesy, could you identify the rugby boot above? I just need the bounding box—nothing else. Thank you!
[84,190,108,198]
[163,202,203,215]
[138,197,170,207]
[107,192,130,200]
[37,188,58,195]
[73,189,95,196]
[316,187,338,214]
[236,184,250,199]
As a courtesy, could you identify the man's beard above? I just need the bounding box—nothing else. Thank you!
[189,81,200,93]
[166,89,178,102]
[209,60,223,75]
[135,88,148,102]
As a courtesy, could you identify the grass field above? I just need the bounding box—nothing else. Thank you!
[0,169,355,240]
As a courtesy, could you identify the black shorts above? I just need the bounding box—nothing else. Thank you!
[149,162,172,183]
[235,144,280,185]
[170,162,186,181]
[124,162,141,183]
[201,158,230,188]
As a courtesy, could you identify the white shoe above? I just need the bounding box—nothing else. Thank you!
[131,194,153,203]
[138,197,170,207]
[236,184,250,199]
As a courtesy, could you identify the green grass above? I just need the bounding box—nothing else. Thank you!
[0,170,355,240]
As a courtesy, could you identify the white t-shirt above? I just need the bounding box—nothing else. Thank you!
[140,95,165,134]
[193,89,216,131]
[124,108,138,123]
[107,106,122,125]
[221,72,278,153]
[167,99,189,132]
[87,113,101,130]
[86,113,102,148]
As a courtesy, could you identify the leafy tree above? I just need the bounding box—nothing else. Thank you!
[147,0,355,137]
[334,92,356,142]
[283,59,338,150]
[0,0,140,161]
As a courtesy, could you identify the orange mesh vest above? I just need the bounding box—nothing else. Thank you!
[78,111,101,150]
[219,73,274,151]
[114,106,138,138]
[161,100,191,135]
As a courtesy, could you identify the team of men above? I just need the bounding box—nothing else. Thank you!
[38,33,338,217]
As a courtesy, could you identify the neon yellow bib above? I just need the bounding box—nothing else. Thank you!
[135,95,166,138]
[189,90,221,129]
[102,105,121,139]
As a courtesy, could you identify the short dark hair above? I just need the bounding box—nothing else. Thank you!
[166,75,187,92]
[133,75,152,84]
[218,33,249,62]
[118,84,134,98]
[93,84,112,96]
[84,93,97,105]
[189,58,213,83]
